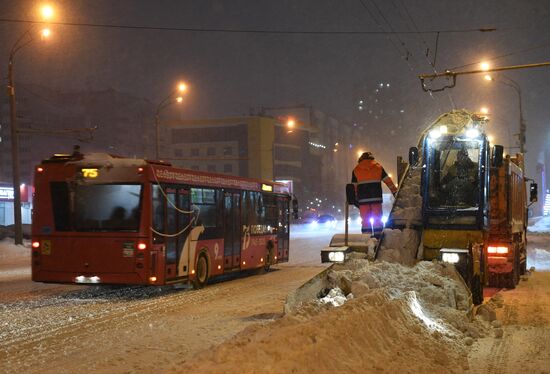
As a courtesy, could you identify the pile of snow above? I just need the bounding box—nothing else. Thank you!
[527,248,550,271]
[0,239,29,261]
[318,287,353,307]
[377,228,421,266]
[68,153,147,168]
[528,215,550,233]
[181,259,494,372]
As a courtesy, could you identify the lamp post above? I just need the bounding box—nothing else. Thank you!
[484,74,526,153]
[155,82,187,160]
[7,5,54,245]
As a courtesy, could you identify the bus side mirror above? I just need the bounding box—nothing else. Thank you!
[492,145,504,167]
[530,183,538,203]
[292,198,299,219]
[346,183,357,206]
[408,147,419,166]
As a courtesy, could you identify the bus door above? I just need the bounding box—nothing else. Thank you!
[165,188,178,279]
[277,197,290,261]
[223,191,241,270]
[176,188,191,276]
[165,187,191,280]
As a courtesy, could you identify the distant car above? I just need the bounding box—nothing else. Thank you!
[316,214,338,228]
[297,211,319,224]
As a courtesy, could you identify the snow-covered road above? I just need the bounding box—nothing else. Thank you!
[0,225,332,373]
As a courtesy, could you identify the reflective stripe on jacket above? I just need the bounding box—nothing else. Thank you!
[352,159,397,204]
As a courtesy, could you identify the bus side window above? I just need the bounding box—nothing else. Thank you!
[152,184,165,244]
[242,191,250,225]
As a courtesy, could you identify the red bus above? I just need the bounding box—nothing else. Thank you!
[31,151,295,288]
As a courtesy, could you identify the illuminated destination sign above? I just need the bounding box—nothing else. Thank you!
[81,168,99,178]
[0,187,14,201]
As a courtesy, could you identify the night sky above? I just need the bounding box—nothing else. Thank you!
[1,0,549,177]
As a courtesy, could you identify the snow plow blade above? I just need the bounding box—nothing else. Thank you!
[284,265,334,314]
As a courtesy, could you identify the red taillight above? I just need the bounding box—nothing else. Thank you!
[488,246,508,254]
[137,167,144,174]
[32,241,40,248]
[137,243,147,250]
[36,167,44,173]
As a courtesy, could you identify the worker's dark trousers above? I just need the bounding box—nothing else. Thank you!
[359,203,383,237]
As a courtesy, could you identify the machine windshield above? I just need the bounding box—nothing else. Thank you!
[51,183,142,231]
[427,139,481,210]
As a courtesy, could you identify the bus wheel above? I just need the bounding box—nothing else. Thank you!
[193,253,209,289]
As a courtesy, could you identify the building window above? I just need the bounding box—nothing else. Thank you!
[223,146,233,156]
[207,147,215,156]
[207,164,216,172]
[191,165,199,170]
[223,164,233,173]
[174,149,183,157]
[191,148,199,157]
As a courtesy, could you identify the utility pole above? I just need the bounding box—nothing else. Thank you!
[7,58,23,244]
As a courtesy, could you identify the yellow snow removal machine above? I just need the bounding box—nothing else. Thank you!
[322,109,537,305]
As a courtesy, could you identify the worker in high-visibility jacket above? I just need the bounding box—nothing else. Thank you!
[352,152,397,237]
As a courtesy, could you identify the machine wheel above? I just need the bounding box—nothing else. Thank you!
[193,253,209,289]
[520,258,527,276]
[471,275,484,306]
[505,254,519,289]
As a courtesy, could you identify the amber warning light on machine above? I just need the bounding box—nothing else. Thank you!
[81,168,99,178]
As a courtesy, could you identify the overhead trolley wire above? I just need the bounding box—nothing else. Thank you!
[0,17,504,36]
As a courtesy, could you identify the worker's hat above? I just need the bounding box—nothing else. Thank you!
[359,151,374,161]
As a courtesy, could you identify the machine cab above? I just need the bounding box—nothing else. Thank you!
[421,122,490,230]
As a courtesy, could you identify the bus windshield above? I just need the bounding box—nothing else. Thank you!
[51,183,142,231]
[427,139,481,210]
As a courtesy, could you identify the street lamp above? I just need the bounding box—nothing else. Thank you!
[155,81,187,159]
[7,4,54,245]
[484,74,526,153]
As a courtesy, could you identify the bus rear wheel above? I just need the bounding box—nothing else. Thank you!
[193,253,209,289]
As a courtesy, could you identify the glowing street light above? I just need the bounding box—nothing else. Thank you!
[480,107,489,115]
[40,4,55,19]
[41,28,51,39]
[480,62,490,71]
[484,74,493,81]
[286,118,295,129]
[155,81,188,159]
[7,3,57,245]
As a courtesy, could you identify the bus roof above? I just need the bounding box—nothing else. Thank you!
[41,152,291,194]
